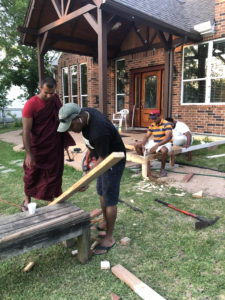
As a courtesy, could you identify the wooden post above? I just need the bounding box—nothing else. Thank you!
[37,36,45,86]
[97,8,107,115]
[77,227,90,264]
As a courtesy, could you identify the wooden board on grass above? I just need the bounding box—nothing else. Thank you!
[49,152,125,205]
[111,264,166,300]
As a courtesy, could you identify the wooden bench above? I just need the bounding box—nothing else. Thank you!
[0,202,90,264]
[126,139,225,178]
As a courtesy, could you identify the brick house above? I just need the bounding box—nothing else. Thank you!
[20,0,225,136]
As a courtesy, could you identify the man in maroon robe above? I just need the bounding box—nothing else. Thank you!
[22,77,75,211]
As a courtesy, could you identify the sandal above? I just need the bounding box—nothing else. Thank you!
[92,242,116,255]
[21,200,28,212]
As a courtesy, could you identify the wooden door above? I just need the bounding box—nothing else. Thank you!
[140,71,161,127]
[133,68,163,128]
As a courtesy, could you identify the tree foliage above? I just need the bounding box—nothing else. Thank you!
[0,0,52,106]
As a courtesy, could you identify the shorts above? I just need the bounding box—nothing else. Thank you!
[145,140,172,154]
[96,158,125,207]
[173,135,193,146]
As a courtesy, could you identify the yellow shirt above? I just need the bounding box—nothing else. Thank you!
[148,119,172,143]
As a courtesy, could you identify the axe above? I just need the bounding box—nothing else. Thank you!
[155,198,219,230]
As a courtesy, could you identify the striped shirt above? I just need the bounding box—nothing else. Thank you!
[148,119,172,143]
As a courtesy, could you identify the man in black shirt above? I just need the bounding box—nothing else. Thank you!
[57,103,126,255]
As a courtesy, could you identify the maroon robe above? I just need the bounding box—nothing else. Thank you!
[23,95,75,200]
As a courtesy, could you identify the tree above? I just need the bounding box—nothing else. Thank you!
[0,0,52,104]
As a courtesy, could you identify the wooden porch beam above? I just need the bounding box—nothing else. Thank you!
[158,31,168,50]
[97,8,107,115]
[133,23,146,47]
[51,0,62,18]
[84,12,98,34]
[65,0,71,15]
[39,32,49,55]
[37,37,45,86]
[91,0,102,8]
[38,4,96,35]
[61,0,64,15]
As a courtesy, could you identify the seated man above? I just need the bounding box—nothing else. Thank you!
[167,118,193,148]
[135,110,172,177]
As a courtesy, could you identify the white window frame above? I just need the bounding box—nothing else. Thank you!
[115,58,125,113]
[70,65,78,104]
[181,37,225,105]
[62,67,69,104]
[80,63,88,107]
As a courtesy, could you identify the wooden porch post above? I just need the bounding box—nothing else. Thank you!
[37,36,45,86]
[97,8,107,115]
[163,49,174,118]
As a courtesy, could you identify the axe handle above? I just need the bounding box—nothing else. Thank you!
[154,198,198,219]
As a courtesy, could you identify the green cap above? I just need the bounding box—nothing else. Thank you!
[57,103,81,132]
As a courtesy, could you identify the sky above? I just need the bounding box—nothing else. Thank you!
[7,86,24,108]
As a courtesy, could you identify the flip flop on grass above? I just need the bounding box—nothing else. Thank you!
[92,242,116,255]
[21,200,28,212]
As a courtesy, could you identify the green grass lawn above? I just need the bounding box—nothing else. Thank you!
[172,139,225,172]
[0,140,224,299]
[0,122,22,134]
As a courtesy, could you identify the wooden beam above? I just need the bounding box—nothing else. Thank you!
[61,0,64,15]
[49,152,125,205]
[181,140,225,153]
[38,4,96,35]
[39,32,49,55]
[92,0,102,7]
[97,8,108,115]
[111,264,166,300]
[84,12,98,34]
[51,0,62,18]
[158,31,168,50]
[37,37,45,85]
[65,0,71,15]
[133,23,146,47]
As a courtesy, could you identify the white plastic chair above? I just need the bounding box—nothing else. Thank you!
[112,109,129,130]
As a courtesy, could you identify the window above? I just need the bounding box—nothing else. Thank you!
[80,63,88,107]
[182,39,225,104]
[115,59,125,112]
[70,65,78,104]
[62,67,69,104]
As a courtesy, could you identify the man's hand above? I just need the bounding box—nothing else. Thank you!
[150,144,158,153]
[24,153,35,169]
[78,185,89,192]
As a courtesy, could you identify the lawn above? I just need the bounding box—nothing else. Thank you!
[0,139,224,300]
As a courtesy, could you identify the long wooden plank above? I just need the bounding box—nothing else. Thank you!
[49,152,125,205]
[181,140,225,153]
[111,264,166,300]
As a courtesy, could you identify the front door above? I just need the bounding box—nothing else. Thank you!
[133,68,163,128]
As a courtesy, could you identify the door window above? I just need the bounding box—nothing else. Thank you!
[144,75,157,108]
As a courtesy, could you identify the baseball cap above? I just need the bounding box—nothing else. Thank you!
[57,103,81,132]
[149,109,161,120]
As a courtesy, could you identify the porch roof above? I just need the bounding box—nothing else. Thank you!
[106,0,214,34]
[19,0,214,59]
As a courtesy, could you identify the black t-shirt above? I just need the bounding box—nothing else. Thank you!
[81,107,126,159]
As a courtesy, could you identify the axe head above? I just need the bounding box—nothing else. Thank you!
[195,216,219,230]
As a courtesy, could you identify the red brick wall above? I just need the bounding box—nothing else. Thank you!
[172,0,225,136]
[57,53,99,109]
[57,1,225,136]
